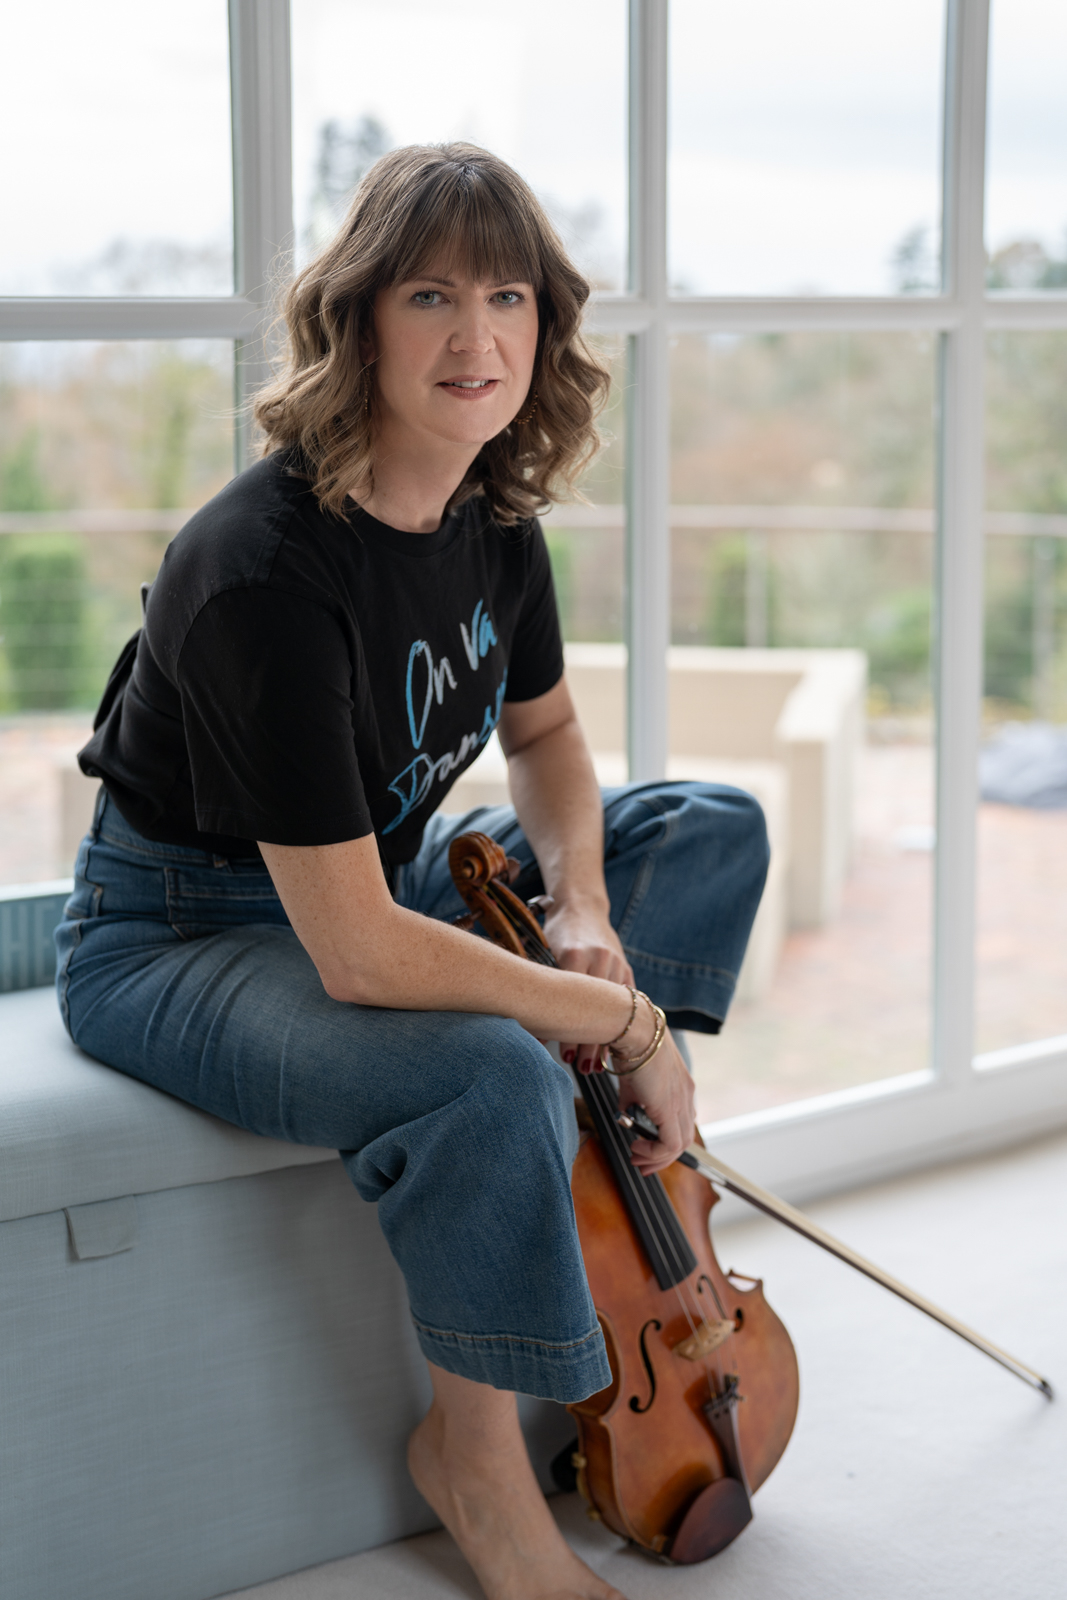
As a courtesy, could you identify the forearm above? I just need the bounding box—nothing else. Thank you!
[504,716,608,914]
[259,836,633,1041]
[343,902,631,1035]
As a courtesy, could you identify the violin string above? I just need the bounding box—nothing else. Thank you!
[598,1090,721,1405]
[585,1070,713,1363]
[588,1046,727,1407]
[520,919,717,1360]
[488,877,723,1395]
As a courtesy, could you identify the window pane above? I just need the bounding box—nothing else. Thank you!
[669,0,945,296]
[0,1,232,296]
[543,337,626,646]
[291,0,627,290]
[987,0,1067,290]
[0,341,234,886]
[976,333,1067,1055]
[669,332,938,1120]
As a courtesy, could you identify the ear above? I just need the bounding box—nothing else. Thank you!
[356,296,378,366]
[358,323,377,365]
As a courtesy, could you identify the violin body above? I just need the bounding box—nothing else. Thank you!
[448,830,800,1563]
[569,1126,798,1560]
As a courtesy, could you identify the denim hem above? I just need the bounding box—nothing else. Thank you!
[412,1317,612,1403]
[626,948,737,1023]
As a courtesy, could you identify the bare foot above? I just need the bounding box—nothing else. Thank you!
[408,1402,629,1600]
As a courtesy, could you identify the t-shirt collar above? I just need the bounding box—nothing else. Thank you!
[346,500,466,557]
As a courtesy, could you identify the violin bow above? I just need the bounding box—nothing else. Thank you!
[447,831,1053,1400]
[679,1144,1053,1399]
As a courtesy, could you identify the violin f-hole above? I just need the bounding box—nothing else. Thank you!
[696,1273,728,1320]
[629,1319,662,1414]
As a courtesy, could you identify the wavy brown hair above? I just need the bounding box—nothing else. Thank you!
[253,142,611,523]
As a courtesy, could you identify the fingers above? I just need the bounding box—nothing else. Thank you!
[556,944,630,985]
[628,1136,679,1175]
[561,1042,606,1073]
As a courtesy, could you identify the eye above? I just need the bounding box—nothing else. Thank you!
[493,290,524,306]
[412,290,442,307]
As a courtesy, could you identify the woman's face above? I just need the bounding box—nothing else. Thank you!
[369,265,539,450]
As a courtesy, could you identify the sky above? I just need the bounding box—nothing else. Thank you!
[0,0,1064,299]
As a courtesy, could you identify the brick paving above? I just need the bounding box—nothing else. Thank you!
[2,719,1063,1118]
[0,715,93,884]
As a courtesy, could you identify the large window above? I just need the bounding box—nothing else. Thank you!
[3,0,1064,1192]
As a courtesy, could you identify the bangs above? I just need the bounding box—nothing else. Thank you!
[255,141,609,523]
[384,161,545,291]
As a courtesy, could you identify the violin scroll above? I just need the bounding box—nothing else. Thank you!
[448,833,552,961]
[449,831,512,889]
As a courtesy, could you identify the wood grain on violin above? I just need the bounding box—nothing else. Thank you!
[447,830,1051,1562]
[448,830,799,1565]
[569,1127,797,1561]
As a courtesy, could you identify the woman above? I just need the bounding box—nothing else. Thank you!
[58,144,768,1600]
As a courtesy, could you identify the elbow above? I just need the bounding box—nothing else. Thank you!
[310,904,410,1007]
[318,963,379,1007]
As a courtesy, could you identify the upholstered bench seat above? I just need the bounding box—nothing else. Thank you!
[0,986,337,1224]
[0,984,570,1600]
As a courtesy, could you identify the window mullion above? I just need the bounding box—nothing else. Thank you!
[625,0,670,782]
[933,0,990,1089]
[229,0,294,469]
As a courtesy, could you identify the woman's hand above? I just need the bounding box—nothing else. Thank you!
[544,897,633,1073]
[617,1034,696,1175]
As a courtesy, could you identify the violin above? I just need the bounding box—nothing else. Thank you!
[449,830,798,1563]
[449,830,1052,1566]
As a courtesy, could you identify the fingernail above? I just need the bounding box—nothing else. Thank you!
[563,1050,575,1064]
[578,1060,591,1075]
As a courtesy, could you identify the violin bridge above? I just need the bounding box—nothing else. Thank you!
[673,1319,735,1361]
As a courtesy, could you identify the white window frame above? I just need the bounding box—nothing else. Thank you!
[2,0,1065,1200]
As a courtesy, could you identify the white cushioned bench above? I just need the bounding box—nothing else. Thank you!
[0,927,570,1600]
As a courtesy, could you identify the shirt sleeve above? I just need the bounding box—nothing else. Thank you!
[176,586,374,846]
[503,520,565,702]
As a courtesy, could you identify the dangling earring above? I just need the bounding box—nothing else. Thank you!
[515,390,539,426]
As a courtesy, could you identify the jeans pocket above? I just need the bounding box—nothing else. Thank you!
[164,866,288,939]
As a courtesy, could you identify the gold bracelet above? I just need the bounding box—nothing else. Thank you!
[604,984,639,1050]
[610,991,659,1061]
[609,991,658,1061]
[611,1013,667,1076]
[609,994,668,1075]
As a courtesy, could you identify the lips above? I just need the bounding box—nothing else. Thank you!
[438,377,501,399]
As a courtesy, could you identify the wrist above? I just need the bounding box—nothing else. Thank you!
[609,991,667,1075]
[620,994,657,1056]
[545,886,611,921]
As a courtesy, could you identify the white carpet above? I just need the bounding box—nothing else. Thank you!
[223,1130,1067,1600]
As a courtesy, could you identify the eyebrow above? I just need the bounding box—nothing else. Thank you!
[408,276,528,290]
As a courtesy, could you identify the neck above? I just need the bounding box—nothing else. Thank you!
[357,417,480,533]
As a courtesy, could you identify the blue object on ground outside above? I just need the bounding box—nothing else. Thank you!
[979,721,1067,808]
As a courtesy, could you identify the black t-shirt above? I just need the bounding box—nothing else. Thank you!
[80,451,564,865]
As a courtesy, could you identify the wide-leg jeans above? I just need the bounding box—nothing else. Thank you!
[55,783,768,1402]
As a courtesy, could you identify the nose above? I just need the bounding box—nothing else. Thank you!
[449,302,494,356]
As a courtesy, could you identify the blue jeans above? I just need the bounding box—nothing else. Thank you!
[55,783,768,1402]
